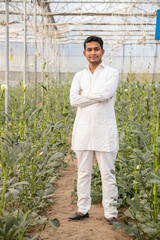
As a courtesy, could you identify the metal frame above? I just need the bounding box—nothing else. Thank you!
[0,0,158,3]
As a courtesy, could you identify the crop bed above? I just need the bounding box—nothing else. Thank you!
[0,80,73,239]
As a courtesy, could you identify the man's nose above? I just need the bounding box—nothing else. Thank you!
[91,50,96,54]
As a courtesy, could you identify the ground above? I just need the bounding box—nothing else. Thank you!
[33,156,134,240]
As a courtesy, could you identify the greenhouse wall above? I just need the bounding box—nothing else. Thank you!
[0,42,160,84]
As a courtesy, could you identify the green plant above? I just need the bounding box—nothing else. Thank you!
[0,79,73,239]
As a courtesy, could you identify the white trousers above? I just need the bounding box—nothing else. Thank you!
[75,150,118,219]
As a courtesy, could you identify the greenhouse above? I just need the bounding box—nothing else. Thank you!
[0,1,160,239]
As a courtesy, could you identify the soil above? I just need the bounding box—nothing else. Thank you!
[32,155,134,240]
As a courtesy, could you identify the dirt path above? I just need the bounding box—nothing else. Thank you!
[37,156,133,240]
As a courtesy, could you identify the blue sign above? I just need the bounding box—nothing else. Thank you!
[155,9,160,40]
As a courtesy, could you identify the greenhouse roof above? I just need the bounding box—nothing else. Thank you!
[0,0,160,45]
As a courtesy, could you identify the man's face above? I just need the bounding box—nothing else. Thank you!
[83,41,105,64]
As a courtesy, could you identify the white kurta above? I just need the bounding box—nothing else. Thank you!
[70,62,119,152]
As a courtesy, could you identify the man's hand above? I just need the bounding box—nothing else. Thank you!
[79,90,83,95]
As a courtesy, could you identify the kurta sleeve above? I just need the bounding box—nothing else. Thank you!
[70,73,97,108]
[82,70,119,102]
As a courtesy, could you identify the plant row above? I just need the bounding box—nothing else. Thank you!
[91,79,160,240]
[0,80,74,240]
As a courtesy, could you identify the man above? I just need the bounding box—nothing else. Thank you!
[68,36,119,225]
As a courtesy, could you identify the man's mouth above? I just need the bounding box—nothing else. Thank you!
[90,56,97,60]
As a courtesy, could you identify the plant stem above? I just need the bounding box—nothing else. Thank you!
[0,167,7,214]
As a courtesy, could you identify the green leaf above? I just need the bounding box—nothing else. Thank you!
[30,233,40,240]
[2,137,12,146]
[44,186,55,195]
[62,112,69,117]
[0,228,5,237]
[132,129,148,141]
[30,108,42,119]
[134,197,141,211]
[142,227,158,236]
[49,152,64,161]
[8,188,20,195]
[47,161,61,168]
[147,173,160,184]
[126,197,141,212]
[5,216,18,233]
[8,227,18,240]
[48,218,60,230]
[124,225,134,235]
[148,178,160,184]
[42,194,54,199]
[41,84,47,91]
[10,181,30,188]
[133,149,144,161]
[6,177,18,187]
[146,172,155,181]
[0,218,3,229]
[35,217,47,226]
[21,211,30,223]
[49,176,57,184]
[141,168,150,176]
[31,212,38,219]
[112,222,123,229]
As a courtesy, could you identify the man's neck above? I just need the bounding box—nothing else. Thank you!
[89,61,102,74]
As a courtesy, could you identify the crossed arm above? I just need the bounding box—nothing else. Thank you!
[70,75,97,108]
[70,71,119,108]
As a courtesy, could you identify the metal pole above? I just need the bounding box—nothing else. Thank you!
[153,43,158,81]
[45,36,49,86]
[51,37,54,82]
[122,44,125,77]
[41,1,44,85]
[23,0,27,103]
[34,0,37,105]
[58,44,60,81]
[49,37,52,83]
[40,0,160,3]
[41,37,44,84]
[5,0,9,124]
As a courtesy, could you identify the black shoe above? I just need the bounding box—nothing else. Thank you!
[68,212,89,221]
[107,217,118,225]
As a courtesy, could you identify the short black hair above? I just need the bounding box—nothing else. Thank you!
[84,36,103,50]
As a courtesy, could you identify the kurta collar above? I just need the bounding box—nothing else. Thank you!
[85,61,106,71]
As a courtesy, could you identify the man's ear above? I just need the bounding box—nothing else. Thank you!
[102,49,105,56]
[83,51,86,57]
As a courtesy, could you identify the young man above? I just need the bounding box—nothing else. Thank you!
[69,36,119,225]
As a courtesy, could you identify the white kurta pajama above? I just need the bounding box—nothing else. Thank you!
[70,62,119,219]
